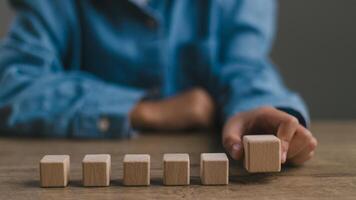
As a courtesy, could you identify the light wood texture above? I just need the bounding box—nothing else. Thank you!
[39,155,70,187]
[243,135,281,173]
[163,153,190,185]
[82,154,111,187]
[123,154,150,186]
[200,153,229,185]
[1,121,356,199]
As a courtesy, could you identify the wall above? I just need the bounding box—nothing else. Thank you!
[0,0,13,37]
[272,0,356,119]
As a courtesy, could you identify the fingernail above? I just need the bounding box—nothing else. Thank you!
[231,144,241,158]
[232,144,241,151]
[282,152,287,163]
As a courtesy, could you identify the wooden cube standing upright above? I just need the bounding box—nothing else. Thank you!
[163,153,190,186]
[40,155,70,187]
[200,153,229,185]
[123,154,150,186]
[243,135,281,173]
[82,154,111,187]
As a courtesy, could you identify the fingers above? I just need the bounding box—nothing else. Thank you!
[222,115,245,160]
[255,107,315,164]
[287,125,313,158]
[276,114,299,164]
[288,135,318,165]
[222,106,318,166]
[253,107,300,164]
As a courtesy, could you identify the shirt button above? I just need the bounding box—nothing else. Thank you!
[98,117,110,134]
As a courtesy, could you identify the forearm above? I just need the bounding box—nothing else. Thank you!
[214,0,309,126]
[130,88,215,131]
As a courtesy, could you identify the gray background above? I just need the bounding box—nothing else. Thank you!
[0,0,355,119]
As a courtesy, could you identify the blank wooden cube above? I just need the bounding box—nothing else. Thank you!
[123,154,150,186]
[82,154,111,187]
[163,153,190,186]
[200,153,229,185]
[40,155,70,187]
[243,135,281,173]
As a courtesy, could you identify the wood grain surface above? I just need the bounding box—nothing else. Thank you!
[82,154,111,187]
[40,155,70,187]
[123,154,150,186]
[243,135,281,173]
[163,153,190,185]
[200,153,229,185]
[0,120,356,199]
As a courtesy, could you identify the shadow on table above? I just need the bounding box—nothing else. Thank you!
[22,175,278,189]
[230,174,276,185]
[23,180,81,188]
[111,177,202,186]
[23,180,40,188]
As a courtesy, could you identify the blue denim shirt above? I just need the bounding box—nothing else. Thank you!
[0,0,308,138]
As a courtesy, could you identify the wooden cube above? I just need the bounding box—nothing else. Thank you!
[163,153,190,186]
[123,154,150,186]
[200,153,229,185]
[243,135,281,173]
[82,154,111,187]
[40,155,70,187]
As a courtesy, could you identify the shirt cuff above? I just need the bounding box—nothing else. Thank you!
[224,92,310,127]
[277,107,307,128]
[71,84,145,139]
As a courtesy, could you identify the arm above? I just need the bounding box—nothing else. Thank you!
[217,0,317,164]
[0,0,144,138]
[218,0,308,123]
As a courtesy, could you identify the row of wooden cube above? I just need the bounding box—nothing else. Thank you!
[40,153,228,187]
[40,135,281,187]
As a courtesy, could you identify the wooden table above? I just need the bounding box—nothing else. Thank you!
[0,121,355,200]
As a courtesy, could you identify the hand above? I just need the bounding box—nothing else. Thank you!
[130,88,215,131]
[222,106,317,165]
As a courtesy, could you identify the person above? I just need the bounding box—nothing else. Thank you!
[0,0,317,165]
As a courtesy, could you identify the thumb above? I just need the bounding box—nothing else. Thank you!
[222,116,245,160]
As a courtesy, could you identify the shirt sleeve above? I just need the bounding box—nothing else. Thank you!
[217,0,310,125]
[0,0,145,138]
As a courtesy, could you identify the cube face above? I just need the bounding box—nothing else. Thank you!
[82,154,111,187]
[123,154,150,186]
[40,155,70,187]
[200,153,228,185]
[243,135,281,173]
[163,154,190,185]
